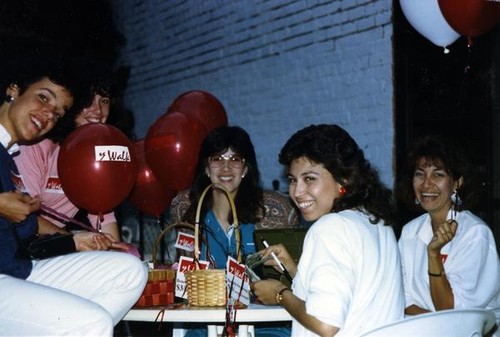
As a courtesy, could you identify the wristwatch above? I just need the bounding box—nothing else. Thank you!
[275,288,290,305]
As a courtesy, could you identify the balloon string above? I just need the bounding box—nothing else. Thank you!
[456,37,474,112]
[40,205,97,233]
[97,213,104,233]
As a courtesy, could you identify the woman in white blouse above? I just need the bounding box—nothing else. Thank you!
[398,134,500,316]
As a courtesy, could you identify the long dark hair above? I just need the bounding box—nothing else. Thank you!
[279,124,396,226]
[183,126,264,224]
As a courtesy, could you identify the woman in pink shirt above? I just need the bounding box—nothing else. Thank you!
[14,65,123,241]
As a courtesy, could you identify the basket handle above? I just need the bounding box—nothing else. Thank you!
[151,222,195,267]
[194,183,241,263]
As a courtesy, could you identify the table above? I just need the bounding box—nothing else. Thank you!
[123,303,292,337]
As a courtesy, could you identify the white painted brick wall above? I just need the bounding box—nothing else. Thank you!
[111,0,394,190]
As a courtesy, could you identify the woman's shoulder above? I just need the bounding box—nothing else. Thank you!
[18,139,58,159]
[262,190,292,205]
[168,189,191,223]
[456,210,494,235]
[15,139,59,173]
[400,212,429,234]
[313,209,386,231]
[257,190,300,229]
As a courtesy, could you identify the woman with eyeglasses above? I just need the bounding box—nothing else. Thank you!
[170,125,299,269]
[171,125,297,337]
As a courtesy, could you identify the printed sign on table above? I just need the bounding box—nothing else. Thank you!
[226,256,250,306]
[175,231,195,252]
[175,256,210,299]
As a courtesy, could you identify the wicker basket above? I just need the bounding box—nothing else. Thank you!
[134,223,194,307]
[185,183,241,307]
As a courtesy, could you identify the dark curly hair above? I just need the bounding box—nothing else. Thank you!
[279,124,396,226]
[183,126,264,225]
[397,134,474,213]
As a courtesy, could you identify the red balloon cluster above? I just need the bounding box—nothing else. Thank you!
[56,91,227,219]
[58,124,138,215]
[400,0,500,49]
[145,90,227,192]
[128,140,177,217]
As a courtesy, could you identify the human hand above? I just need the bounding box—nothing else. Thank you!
[428,219,458,253]
[0,192,40,223]
[251,279,288,305]
[73,231,114,251]
[259,243,297,277]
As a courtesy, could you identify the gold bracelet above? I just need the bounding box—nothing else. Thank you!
[428,270,444,277]
[275,287,290,305]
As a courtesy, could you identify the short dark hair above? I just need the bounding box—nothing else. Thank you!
[4,54,84,108]
[3,54,86,144]
[398,134,475,212]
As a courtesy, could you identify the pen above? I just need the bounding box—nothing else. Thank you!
[260,237,293,284]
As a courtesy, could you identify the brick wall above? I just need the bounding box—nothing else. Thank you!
[111,0,394,190]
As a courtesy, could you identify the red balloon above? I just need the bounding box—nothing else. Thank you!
[168,90,228,133]
[58,124,138,215]
[439,0,500,37]
[128,140,177,217]
[145,112,206,191]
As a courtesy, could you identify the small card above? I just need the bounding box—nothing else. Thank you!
[245,265,261,282]
[175,231,195,252]
[226,256,250,306]
[175,256,210,299]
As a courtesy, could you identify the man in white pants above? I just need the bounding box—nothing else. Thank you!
[0,58,147,336]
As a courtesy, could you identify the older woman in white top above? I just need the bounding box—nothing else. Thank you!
[397,135,500,317]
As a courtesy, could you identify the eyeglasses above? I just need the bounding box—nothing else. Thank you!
[208,154,246,169]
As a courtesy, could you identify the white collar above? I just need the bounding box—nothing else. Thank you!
[0,123,19,155]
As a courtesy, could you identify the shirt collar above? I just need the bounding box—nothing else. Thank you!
[0,123,19,155]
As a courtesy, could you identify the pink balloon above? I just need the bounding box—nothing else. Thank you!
[145,112,206,191]
[58,124,138,214]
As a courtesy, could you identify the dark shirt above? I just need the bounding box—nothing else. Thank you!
[0,145,37,279]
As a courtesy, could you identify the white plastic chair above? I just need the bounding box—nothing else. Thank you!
[360,309,497,337]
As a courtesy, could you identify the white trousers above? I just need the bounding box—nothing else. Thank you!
[0,251,147,336]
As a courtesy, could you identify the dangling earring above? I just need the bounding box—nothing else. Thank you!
[415,198,420,205]
[5,95,13,103]
[451,189,462,207]
[339,186,346,197]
